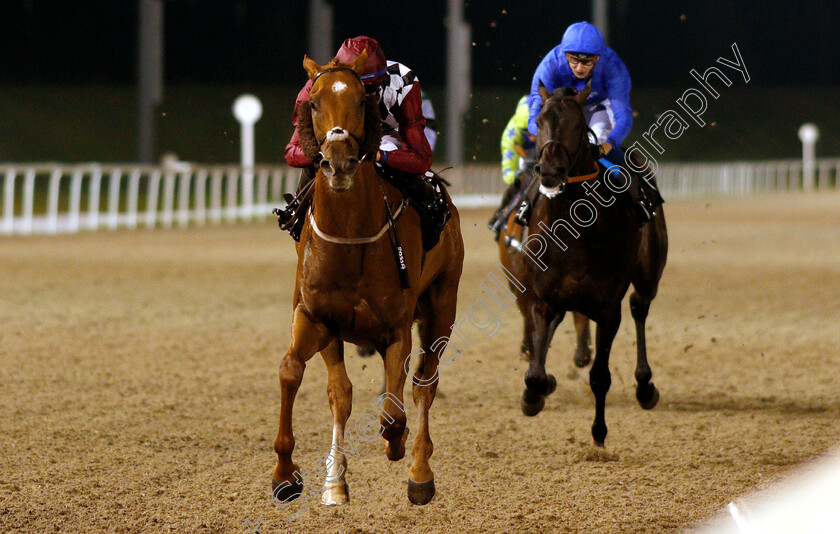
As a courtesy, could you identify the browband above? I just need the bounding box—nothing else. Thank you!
[360,68,388,81]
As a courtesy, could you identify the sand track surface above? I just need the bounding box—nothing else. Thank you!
[2,193,839,533]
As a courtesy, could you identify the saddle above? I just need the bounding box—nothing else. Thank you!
[376,165,451,251]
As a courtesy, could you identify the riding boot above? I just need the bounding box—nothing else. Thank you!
[514,178,540,226]
[623,150,665,226]
[599,145,665,227]
[274,166,316,241]
[399,173,451,250]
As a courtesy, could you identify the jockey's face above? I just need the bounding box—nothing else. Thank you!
[566,53,598,79]
[364,80,385,103]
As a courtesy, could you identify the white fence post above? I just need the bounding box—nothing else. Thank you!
[69,169,83,233]
[177,170,192,228]
[127,169,141,229]
[2,170,16,235]
[146,170,162,228]
[195,169,208,226]
[210,169,224,224]
[226,169,239,223]
[87,167,103,231]
[22,169,35,235]
[107,169,123,230]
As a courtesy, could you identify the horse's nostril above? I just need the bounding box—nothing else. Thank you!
[534,164,542,175]
[344,158,360,175]
[320,159,335,176]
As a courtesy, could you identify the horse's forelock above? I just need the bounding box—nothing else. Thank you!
[554,87,578,98]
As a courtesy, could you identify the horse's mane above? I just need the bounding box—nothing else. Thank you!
[295,83,382,163]
[295,100,321,162]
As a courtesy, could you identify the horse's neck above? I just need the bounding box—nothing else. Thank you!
[311,163,388,237]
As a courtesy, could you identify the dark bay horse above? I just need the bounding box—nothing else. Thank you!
[272,53,464,507]
[498,83,668,446]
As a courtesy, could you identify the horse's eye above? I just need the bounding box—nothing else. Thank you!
[311,101,319,113]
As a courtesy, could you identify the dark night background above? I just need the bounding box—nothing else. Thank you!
[0,0,837,163]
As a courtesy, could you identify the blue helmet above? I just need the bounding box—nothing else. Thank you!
[559,22,606,57]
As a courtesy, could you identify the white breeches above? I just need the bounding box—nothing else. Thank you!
[584,99,616,145]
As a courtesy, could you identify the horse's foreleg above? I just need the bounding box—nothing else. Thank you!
[406,290,456,506]
[630,292,659,410]
[380,324,411,462]
[272,306,331,504]
[590,306,620,447]
[573,312,592,367]
[320,339,353,505]
[521,303,563,416]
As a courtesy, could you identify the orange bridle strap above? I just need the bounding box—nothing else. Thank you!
[567,164,599,183]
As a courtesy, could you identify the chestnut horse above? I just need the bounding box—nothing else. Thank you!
[272,53,464,507]
[498,84,668,446]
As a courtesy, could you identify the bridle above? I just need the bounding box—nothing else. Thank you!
[310,67,368,160]
[536,96,591,174]
[535,95,597,197]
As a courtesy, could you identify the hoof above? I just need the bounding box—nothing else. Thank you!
[520,389,545,416]
[384,427,409,461]
[524,374,557,397]
[407,478,435,505]
[574,346,592,368]
[356,346,377,357]
[591,422,607,447]
[271,477,304,504]
[321,483,350,506]
[637,383,660,410]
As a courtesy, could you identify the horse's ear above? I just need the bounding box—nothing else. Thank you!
[537,82,551,103]
[350,49,368,76]
[576,79,592,104]
[303,54,322,81]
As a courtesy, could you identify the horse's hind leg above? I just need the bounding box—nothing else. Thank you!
[573,312,592,367]
[521,301,563,416]
[380,325,411,462]
[273,306,332,504]
[590,305,620,447]
[320,339,353,505]
[630,291,659,410]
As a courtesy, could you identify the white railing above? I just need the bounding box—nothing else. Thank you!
[0,163,299,235]
[2,159,838,235]
[655,158,840,198]
[444,159,840,204]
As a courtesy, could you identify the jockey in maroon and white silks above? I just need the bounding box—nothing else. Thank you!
[284,36,432,176]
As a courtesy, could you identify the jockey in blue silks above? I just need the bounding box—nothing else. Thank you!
[528,21,631,159]
[520,21,662,226]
